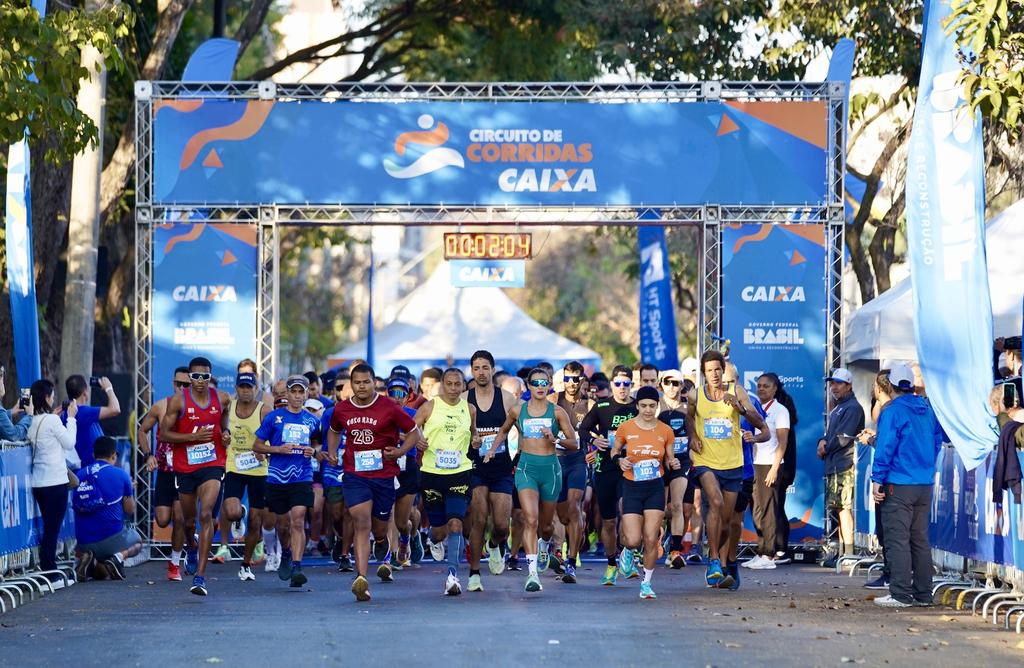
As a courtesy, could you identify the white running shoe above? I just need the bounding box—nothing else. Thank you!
[445,572,462,596]
[237,565,256,581]
[741,555,766,569]
[468,573,483,592]
[487,543,505,575]
[430,539,446,563]
[264,552,280,573]
[750,557,777,570]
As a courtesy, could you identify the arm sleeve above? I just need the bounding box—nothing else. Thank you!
[55,415,78,451]
[871,409,898,484]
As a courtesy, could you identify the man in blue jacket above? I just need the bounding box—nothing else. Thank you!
[871,362,944,608]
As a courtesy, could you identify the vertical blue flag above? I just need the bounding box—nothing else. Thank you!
[366,245,375,370]
[906,0,997,470]
[638,211,678,370]
[4,0,48,385]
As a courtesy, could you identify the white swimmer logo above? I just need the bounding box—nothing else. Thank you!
[383,114,465,179]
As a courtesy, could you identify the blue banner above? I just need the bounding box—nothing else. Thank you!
[152,223,259,394]
[449,259,526,288]
[153,99,829,206]
[722,223,828,540]
[906,0,997,471]
[638,221,678,370]
[0,445,74,555]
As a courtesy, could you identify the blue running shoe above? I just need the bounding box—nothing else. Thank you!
[537,539,551,572]
[189,575,207,596]
[639,581,657,599]
[184,548,199,576]
[727,562,740,591]
[705,558,724,585]
[618,548,637,578]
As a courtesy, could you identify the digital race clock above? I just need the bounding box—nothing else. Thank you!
[443,233,532,260]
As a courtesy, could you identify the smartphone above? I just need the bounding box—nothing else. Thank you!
[1003,382,1019,410]
[89,375,102,388]
[19,388,30,409]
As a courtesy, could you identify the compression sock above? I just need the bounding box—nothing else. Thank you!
[527,553,539,575]
[447,532,463,574]
[670,535,684,551]
[262,529,278,554]
[399,532,410,545]
[170,550,182,566]
[643,568,654,584]
[281,549,292,564]
[470,569,480,576]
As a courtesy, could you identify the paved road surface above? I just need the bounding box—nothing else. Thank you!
[2,558,1021,666]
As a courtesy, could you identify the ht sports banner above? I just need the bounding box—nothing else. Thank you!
[638,221,679,370]
[722,223,828,540]
[0,445,74,555]
[152,100,828,206]
[906,0,997,471]
[152,223,258,394]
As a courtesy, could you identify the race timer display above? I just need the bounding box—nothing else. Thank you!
[443,233,532,260]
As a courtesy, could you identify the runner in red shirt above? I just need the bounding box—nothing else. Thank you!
[327,363,421,602]
[159,356,233,596]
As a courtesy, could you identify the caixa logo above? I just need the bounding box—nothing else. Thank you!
[741,286,805,302]
[172,285,238,302]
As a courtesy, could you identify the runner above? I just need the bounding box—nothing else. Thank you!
[321,374,354,571]
[554,361,591,583]
[466,350,518,591]
[657,369,690,569]
[389,374,422,568]
[489,368,577,592]
[222,371,271,581]
[578,364,638,585]
[135,366,190,581]
[327,364,421,602]
[158,357,233,596]
[686,351,766,589]
[414,368,480,595]
[252,375,321,588]
[612,386,680,599]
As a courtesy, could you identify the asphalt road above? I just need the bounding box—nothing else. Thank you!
[2,557,1022,667]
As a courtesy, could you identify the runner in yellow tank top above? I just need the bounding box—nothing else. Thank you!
[686,351,765,589]
[413,368,480,595]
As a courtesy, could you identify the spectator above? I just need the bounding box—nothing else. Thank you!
[817,368,865,567]
[63,374,121,467]
[773,378,798,562]
[73,436,143,581]
[990,384,1024,505]
[748,372,791,568]
[0,363,33,441]
[28,379,78,574]
[858,370,897,590]
[871,362,943,608]
[994,336,1023,380]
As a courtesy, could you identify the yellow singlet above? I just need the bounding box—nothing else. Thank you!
[420,398,473,475]
[691,383,743,471]
[226,401,267,476]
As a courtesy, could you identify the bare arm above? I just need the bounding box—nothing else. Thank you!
[487,404,520,457]
[136,401,162,456]
[468,404,481,449]
[685,389,702,454]
[158,393,207,443]
[97,377,121,420]
[735,386,767,432]
[413,401,434,452]
[121,495,136,516]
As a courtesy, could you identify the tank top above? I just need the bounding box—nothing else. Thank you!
[467,387,512,472]
[517,401,558,442]
[691,382,743,471]
[615,418,675,482]
[226,400,267,476]
[421,397,473,475]
[172,388,226,473]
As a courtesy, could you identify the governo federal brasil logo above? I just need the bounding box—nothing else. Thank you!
[383,114,465,179]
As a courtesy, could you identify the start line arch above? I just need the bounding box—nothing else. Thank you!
[132,80,846,555]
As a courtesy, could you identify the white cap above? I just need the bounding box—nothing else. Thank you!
[303,398,324,412]
[889,363,915,390]
[660,369,683,382]
[680,357,699,378]
[827,368,853,384]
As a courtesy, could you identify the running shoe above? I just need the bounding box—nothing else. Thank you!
[290,566,307,588]
[618,549,638,579]
[253,541,266,565]
[873,595,911,608]
[669,550,686,570]
[317,539,329,557]
[238,565,256,581]
[726,563,740,590]
[705,558,724,585]
[332,539,344,564]
[562,563,577,584]
[551,550,565,575]
[685,546,704,565]
[429,539,446,562]
[75,550,94,582]
[352,575,371,602]
[639,581,657,600]
[373,539,390,563]
[184,547,199,575]
[506,555,521,571]
[487,542,505,575]
[741,555,765,569]
[601,564,618,586]
[863,575,890,590]
[445,571,463,596]
[167,562,182,582]
[750,557,776,570]
[104,556,126,581]
[264,551,278,573]
[212,544,230,564]
[190,575,208,596]
[338,555,354,572]
[376,562,394,583]
[396,540,412,567]
[525,572,543,592]
[468,573,483,592]
[537,539,551,572]
[277,558,293,581]
[410,532,424,564]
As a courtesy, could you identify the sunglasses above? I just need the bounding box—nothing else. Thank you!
[334,385,345,392]
[174,380,190,388]
[388,389,408,399]
[562,375,581,384]
[529,379,551,388]
[662,379,681,387]
[612,380,632,387]
[189,372,212,381]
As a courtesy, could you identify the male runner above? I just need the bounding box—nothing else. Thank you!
[686,351,766,588]
[327,364,421,602]
[159,357,233,596]
[637,364,660,390]
[135,366,189,581]
[657,369,690,568]
[465,351,517,591]
[320,392,352,571]
[388,375,421,568]
[222,372,271,581]
[553,360,591,583]
[578,364,637,585]
[415,368,480,595]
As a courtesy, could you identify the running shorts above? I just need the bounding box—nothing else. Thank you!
[621,478,666,515]
[470,469,515,496]
[265,482,314,515]
[223,472,267,509]
[421,470,472,526]
[154,470,178,507]
[342,473,396,521]
[692,465,744,495]
[514,452,562,503]
[175,467,224,496]
[593,469,623,520]
[557,456,588,503]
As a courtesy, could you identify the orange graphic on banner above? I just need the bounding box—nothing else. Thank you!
[724,100,827,148]
[202,149,223,168]
[180,101,274,170]
[394,123,449,155]
[716,114,739,136]
[790,249,806,266]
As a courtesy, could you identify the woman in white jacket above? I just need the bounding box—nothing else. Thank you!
[28,379,78,572]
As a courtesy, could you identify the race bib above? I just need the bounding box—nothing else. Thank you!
[703,418,733,440]
[633,459,660,481]
[397,455,407,471]
[186,442,216,466]
[282,422,311,446]
[673,436,689,455]
[355,449,383,472]
[435,449,462,470]
[607,430,616,450]
[234,451,260,471]
[480,434,504,455]
[522,418,547,440]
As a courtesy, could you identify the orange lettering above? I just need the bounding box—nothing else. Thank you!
[544,144,561,161]
[578,144,593,162]
[482,144,500,162]
[519,144,536,161]
[467,144,481,162]
[561,144,579,162]
[501,143,517,161]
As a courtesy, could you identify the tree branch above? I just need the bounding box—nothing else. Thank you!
[848,81,909,151]
[233,0,273,65]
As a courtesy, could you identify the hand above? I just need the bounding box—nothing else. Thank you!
[416,437,429,452]
[871,482,886,504]
[383,446,399,460]
[66,398,78,418]
[741,430,755,444]
[258,452,268,463]
[192,424,214,442]
[689,437,703,455]
[471,433,481,449]
[144,454,157,473]
[856,429,876,446]
[592,434,610,450]
[722,393,740,410]
[99,376,113,392]
[765,465,778,487]
[483,450,494,464]
[617,457,632,472]
[816,440,826,459]
[11,401,23,418]
[302,446,314,458]
[585,450,597,466]
[221,429,232,446]
[540,427,554,442]
[668,458,681,471]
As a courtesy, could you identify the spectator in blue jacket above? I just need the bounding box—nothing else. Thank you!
[871,362,944,608]
[0,364,32,441]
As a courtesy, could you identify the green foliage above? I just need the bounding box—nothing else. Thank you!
[0,2,133,163]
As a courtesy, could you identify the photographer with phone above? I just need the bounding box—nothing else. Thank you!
[990,381,1024,507]
[62,374,121,467]
[0,364,33,441]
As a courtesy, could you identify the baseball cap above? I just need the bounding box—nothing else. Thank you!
[660,369,682,382]
[303,398,324,412]
[286,374,309,389]
[889,362,915,390]
[236,372,257,387]
[389,365,413,379]
[826,368,853,384]
[387,375,411,391]
[680,357,699,378]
